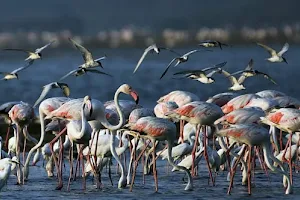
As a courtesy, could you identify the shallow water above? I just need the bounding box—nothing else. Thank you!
[2,156,300,199]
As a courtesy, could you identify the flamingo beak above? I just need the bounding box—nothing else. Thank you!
[87,100,93,117]
[130,90,139,104]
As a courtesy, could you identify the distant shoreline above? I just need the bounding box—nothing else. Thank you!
[0,25,299,49]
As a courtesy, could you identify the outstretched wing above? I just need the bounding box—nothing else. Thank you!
[3,48,32,54]
[173,69,205,76]
[160,47,181,56]
[11,62,33,74]
[57,83,70,96]
[202,61,227,72]
[278,43,289,56]
[160,58,177,79]
[257,43,276,56]
[206,68,222,78]
[35,40,55,53]
[69,38,93,63]
[33,84,53,108]
[256,71,277,85]
[86,68,113,77]
[133,45,156,73]
[94,55,107,62]
[59,69,78,81]
[237,59,254,83]
[182,49,199,57]
[220,69,238,86]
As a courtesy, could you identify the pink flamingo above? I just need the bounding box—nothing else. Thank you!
[166,101,223,183]
[206,92,238,107]
[222,94,260,114]
[23,97,70,182]
[8,102,35,184]
[41,84,139,189]
[126,116,193,191]
[157,90,200,107]
[216,124,292,194]
[104,99,142,120]
[154,101,178,119]
[260,108,300,184]
[214,107,265,125]
[273,95,300,108]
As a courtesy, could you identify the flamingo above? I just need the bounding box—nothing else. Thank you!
[221,94,260,114]
[214,107,265,125]
[104,100,142,120]
[165,101,223,183]
[157,90,200,107]
[256,90,286,99]
[216,124,292,194]
[260,108,300,184]
[154,101,178,119]
[125,116,193,191]
[42,84,139,189]
[206,92,238,107]
[0,101,21,149]
[23,97,70,182]
[8,102,35,184]
[0,137,9,159]
[273,96,300,108]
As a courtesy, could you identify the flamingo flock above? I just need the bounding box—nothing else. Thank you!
[0,40,300,197]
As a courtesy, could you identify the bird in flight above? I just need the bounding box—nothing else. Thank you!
[160,49,211,79]
[0,62,33,81]
[173,61,227,84]
[229,69,277,85]
[60,68,112,81]
[33,82,70,108]
[69,38,106,69]
[198,40,229,49]
[133,44,180,73]
[4,40,55,65]
[257,42,289,63]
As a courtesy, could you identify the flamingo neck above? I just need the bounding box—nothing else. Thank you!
[78,102,88,139]
[101,88,124,131]
[24,107,45,179]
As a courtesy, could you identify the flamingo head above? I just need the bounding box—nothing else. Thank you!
[83,96,93,117]
[120,84,139,104]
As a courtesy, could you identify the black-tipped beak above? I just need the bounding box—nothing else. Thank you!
[130,90,139,104]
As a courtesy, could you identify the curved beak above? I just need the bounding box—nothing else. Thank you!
[87,100,93,117]
[130,90,139,104]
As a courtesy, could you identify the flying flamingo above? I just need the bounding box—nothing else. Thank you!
[260,108,300,184]
[165,101,223,183]
[125,116,193,191]
[216,124,292,194]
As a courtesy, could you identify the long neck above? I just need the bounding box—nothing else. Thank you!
[116,132,128,156]
[24,107,46,180]
[78,103,88,139]
[0,141,2,159]
[166,139,193,191]
[101,89,124,131]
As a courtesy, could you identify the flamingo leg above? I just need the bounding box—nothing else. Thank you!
[191,124,199,177]
[203,126,214,185]
[49,127,66,190]
[67,144,73,191]
[4,125,11,150]
[255,147,270,183]
[247,146,252,195]
[279,130,283,150]
[79,147,86,190]
[15,125,22,185]
[130,140,150,192]
[22,135,27,166]
[152,139,158,192]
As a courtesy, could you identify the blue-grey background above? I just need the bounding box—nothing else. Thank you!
[1,1,300,199]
